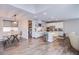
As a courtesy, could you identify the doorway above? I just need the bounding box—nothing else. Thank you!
[28,20,32,39]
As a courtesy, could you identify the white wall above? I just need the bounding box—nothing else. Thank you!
[18,17,28,39]
[0,17,28,40]
[0,5,30,40]
[63,20,79,34]
[0,19,3,40]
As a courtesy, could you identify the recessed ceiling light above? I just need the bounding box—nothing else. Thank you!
[43,12,47,15]
[34,16,37,18]
[55,18,58,20]
[51,17,54,19]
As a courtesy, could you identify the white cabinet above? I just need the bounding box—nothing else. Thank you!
[47,32,54,42]
[32,32,44,38]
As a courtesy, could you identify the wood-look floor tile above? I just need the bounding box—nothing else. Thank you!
[0,37,79,55]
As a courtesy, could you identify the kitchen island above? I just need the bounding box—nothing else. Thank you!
[46,31,64,42]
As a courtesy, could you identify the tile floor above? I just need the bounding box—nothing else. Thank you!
[0,37,79,55]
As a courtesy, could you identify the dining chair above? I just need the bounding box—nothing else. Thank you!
[3,36,10,48]
[18,31,22,40]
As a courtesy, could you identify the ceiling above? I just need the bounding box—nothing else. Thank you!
[0,4,79,22]
[11,4,49,14]
[0,4,33,21]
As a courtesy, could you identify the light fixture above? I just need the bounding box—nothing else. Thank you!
[13,21,17,24]
[51,17,54,19]
[55,18,58,20]
[34,16,37,18]
[43,12,47,15]
[12,14,18,25]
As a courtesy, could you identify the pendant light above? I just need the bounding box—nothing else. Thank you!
[12,14,17,26]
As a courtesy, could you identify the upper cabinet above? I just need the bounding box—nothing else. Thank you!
[3,20,18,27]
